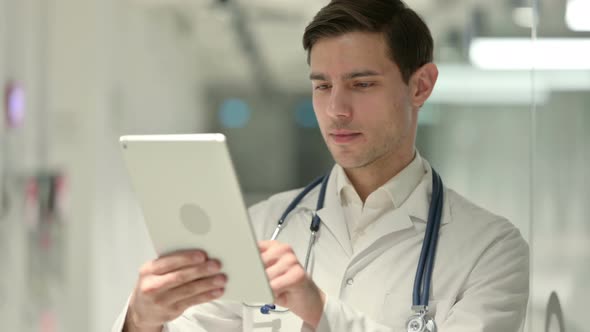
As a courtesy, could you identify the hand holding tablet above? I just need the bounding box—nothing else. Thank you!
[119,134,274,329]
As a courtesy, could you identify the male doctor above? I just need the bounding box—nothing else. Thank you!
[114,0,529,331]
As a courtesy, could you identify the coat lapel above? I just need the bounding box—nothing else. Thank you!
[351,207,415,259]
[299,166,354,258]
[315,203,353,258]
[401,160,451,225]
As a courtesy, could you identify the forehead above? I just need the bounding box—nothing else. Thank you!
[309,31,394,73]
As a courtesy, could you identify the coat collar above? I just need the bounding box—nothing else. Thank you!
[335,151,426,210]
[399,159,451,225]
[295,158,452,257]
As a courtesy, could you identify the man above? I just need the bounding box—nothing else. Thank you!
[113,0,529,331]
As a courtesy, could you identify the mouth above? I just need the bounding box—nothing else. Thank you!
[329,131,362,144]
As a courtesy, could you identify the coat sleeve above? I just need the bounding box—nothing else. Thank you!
[110,295,244,332]
[110,200,277,332]
[164,301,243,331]
[315,225,529,332]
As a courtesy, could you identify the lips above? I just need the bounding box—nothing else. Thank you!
[329,131,362,144]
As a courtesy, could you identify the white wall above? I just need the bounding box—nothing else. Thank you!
[0,0,50,330]
[0,0,210,330]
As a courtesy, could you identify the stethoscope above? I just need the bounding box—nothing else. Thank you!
[252,168,443,332]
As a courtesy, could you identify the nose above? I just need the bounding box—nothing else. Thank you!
[326,85,352,119]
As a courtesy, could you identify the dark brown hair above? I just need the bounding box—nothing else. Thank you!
[303,0,433,83]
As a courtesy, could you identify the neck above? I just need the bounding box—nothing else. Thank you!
[344,148,416,203]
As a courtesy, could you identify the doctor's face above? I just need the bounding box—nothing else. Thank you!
[309,32,417,170]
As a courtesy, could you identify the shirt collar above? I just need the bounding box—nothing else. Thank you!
[298,153,451,225]
[334,150,426,209]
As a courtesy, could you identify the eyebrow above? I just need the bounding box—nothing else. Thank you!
[309,70,383,81]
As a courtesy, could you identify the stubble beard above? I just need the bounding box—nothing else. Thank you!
[330,129,408,172]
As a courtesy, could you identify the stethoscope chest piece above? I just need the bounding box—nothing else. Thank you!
[406,311,437,332]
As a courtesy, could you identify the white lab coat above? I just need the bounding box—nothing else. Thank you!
[112,160,529,332]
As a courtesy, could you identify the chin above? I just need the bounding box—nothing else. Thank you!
[333,156,367,170]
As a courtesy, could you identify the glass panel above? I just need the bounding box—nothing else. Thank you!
[416,1,534,238]
[529,0,590,331]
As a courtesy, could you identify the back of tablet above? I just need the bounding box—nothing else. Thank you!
[120,133,273,304]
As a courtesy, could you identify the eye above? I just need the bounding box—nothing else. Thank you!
[314,84,332,91]
[354,82,374,88]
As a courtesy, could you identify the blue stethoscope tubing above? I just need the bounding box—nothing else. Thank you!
[260,174,330,314]
[261,168,443,319]
[413,169,443,310]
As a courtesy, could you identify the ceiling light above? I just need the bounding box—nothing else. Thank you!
[469,38,590,70]
[566,0,590,31]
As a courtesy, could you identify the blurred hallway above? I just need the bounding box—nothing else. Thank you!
[0,0,588,331]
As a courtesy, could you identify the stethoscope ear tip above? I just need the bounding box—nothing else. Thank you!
[260,304,276,314]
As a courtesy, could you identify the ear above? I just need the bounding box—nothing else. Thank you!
[409,63,438,109]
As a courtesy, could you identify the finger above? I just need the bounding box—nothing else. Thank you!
[265,253,299,280]
[270,267,306,292]
[171,288,225,314]
[147,259,222,293]
[258,240,280,253]
[160,273,227,306]
[260,243,291,268]
[141,250,207,276]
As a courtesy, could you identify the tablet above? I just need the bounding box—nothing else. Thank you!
[119,133,273,304]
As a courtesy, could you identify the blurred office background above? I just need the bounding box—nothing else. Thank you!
[0,0,587,331]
